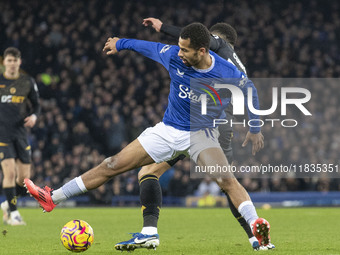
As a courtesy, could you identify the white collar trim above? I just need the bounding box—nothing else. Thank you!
[192,54,215,73]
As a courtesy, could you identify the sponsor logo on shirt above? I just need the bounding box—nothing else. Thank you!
[1,95,25,103]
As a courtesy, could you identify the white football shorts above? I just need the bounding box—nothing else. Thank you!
[137,122,221,163]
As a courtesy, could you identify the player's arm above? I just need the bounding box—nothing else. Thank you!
[240,79,264,155]
[143,17,220,52]
[161,24,182,38]
[103,37,173,70]
[143,17,181,37]
[25,78,40,128]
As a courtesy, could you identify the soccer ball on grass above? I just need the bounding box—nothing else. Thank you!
[60,219,94,252]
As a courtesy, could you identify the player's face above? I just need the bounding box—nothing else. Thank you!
[3,55,21,77]
[178,37,204,67]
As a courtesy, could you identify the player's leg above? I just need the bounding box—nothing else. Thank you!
[13,137,32,202]
[192,128,271,243]
[205,155,272,249]
[138,162,168,234]
[15,160,30,197]
[114,123,190,251]
[197,148,251,206]
[115,155,187,251]
[1,138,33,225]
[1,139,26,225]
[1,158,17,224]
[217,177,268,249]
[218,126,256,247]
[15,138,32,197]
[25,122,181,212]
[217,125,274,249]
[220,181,274,249]
[1,160,26,225]
[224,192,254,235]
[115,162,170,251]
[25,139,154,212]
[192,129,261,241]
[196,147,269,246]
[137,154,185,235]
[216,175,273,247]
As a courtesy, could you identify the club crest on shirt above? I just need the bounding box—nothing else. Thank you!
[176,68,184,78]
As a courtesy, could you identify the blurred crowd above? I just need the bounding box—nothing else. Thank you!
[0,0,339,204]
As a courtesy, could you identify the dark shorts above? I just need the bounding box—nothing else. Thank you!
[0,137,31,164]
[166,125,233,167]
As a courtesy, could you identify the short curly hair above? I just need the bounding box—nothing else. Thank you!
[180,23,210,51]
[210,23,237,46]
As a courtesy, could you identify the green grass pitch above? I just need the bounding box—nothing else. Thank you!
[1,207,339,254]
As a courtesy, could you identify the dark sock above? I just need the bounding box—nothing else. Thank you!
[3,187,18,212]
[224,191,254,238]
[139,175,162,228]
[16,183,27,197]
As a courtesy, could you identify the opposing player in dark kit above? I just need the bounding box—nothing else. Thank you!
[0,47,40,225]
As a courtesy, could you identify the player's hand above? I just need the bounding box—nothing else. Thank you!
[24,114,37,128]
[242,131,264,156]
[142,17,163,32]
[103,37,120,55]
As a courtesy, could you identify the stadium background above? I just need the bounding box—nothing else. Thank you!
[0,0,339,207]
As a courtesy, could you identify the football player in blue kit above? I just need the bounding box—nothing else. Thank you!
[24,23,272,252]
[123,17,274,251]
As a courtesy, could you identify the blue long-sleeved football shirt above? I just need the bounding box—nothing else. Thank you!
[116,39,260,132]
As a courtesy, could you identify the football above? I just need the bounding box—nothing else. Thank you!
[60,219,94,252]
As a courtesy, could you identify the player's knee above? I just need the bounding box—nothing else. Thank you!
[138,166,155,180]
[101,156,121,177]
[3,170,16,182]
[16,172,30,183]
[137,168,145,180]
[138,165,164,180]
[16,165,31,181]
